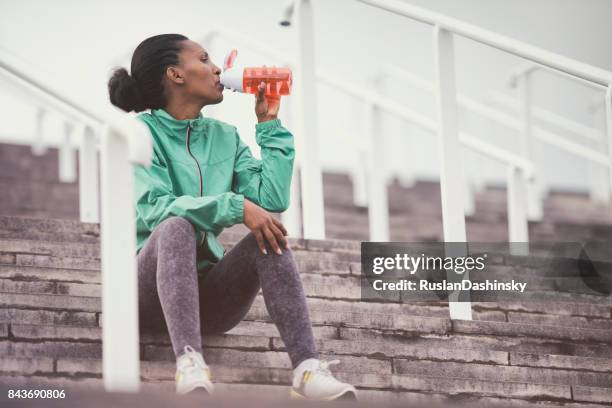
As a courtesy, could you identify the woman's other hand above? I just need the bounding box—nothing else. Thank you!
[243,198,288,255]
[255,81,281,123]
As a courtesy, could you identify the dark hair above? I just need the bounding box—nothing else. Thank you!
[108,34,188,113]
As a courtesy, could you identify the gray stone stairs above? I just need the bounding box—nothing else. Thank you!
[2,142,612,405]
[1,216,612,406]
[322,173,612,242]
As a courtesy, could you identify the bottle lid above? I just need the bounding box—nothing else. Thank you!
[224,49,238,70]
[220,48,243,92]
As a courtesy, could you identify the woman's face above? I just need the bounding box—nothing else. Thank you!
[167,40,224,105]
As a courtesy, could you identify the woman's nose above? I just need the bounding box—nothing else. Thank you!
[213,64,221,75]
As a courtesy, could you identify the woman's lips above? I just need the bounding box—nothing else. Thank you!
[216,82,224,91]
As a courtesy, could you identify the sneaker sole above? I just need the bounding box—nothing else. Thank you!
[177,381,214,396]
[290,388,357,401]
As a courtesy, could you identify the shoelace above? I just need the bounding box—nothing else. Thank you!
[314,359,340,377]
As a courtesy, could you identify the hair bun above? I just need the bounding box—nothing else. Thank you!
[108,67,146,113]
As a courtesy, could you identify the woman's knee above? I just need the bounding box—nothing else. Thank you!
[157,216,195,240]
[155,217,197,251]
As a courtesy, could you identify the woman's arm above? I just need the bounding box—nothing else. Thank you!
[231,119,295,212]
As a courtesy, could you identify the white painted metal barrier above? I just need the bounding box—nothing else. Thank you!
[32,107,47,156]
[292,0,326,240]
[507,64,610,204]
[364,78,390,241]
[197,27,535,247]
[383,63,612,216]
[355,0,612,320]
[358,0,612,319]
[0,48,152,392]
[59,122,77,183]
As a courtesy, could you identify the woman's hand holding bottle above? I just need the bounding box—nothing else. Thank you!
[255,81,281,123]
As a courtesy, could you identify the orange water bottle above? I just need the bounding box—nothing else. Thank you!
[220,49,292,97]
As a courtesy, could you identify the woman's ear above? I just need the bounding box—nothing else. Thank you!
[166,66,185,85]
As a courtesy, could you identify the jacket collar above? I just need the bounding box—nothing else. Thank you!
[150,108,208,136]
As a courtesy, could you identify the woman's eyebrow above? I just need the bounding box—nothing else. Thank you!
[200,51,209,58]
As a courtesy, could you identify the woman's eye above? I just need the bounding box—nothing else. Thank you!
[201,58,208,63]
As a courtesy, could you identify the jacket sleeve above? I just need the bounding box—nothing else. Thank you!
[134,152,245,233]
[231,119,295,212]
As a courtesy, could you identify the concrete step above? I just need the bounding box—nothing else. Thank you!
[2,355,611,405]
[4,219,612,265]
[2,321,612,399]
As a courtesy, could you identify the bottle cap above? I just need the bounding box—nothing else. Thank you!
[220,49,244,92]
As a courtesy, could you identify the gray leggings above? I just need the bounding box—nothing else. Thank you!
[137,216,319,368]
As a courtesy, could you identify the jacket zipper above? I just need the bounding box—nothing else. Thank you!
[185,123,203,197]
[186,123,206,246]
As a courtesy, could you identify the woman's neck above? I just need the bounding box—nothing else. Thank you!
[163,99,204,120]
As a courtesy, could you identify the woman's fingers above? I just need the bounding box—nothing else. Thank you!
[253,229,267,255]
[271,217,288,236]
[269,222,288,251]
[271,217,289,249]
[256,82,266,103]
[262,225,282,255]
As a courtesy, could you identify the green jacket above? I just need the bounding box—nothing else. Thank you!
[133,108,295,274]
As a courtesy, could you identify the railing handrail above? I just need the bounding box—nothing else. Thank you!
[385,63,602,142]
[459,132,534,177]
[487,90,601,141]
[355,0,612,87]
[509,62,606,91]
[0,47,151,165]
[383,64,607,166]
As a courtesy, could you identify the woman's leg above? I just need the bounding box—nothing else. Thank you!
[199,232,319,368]
[137,216,202,358]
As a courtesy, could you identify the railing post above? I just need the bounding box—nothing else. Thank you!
[379,72,415,188]
[351,147,369,207]
[397,134,416,188]
[433,25,472,321]
[79,125,100,223]
[365,94,390,241]
[100,125,140,392]
[606,85,612,195]
[464,179,476,217]
[507,166,529,256]
[295,0,325,239]
[31,107,47,156]
[59,121,77,183]
[280,96,303,237]
[517,71,543,221]
[459,111,475,217]
[586,108,609,201]
[587,158,610,204]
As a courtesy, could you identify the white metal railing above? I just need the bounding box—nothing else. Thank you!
[503,63,610,203]
[381,63,611,218]
[0,48,152,392]
[356,0,612,320]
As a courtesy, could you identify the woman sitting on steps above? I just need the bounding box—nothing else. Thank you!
[107,33,356,401]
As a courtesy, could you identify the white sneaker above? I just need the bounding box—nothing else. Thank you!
[290,358,357,401]
[175,345,214,396]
